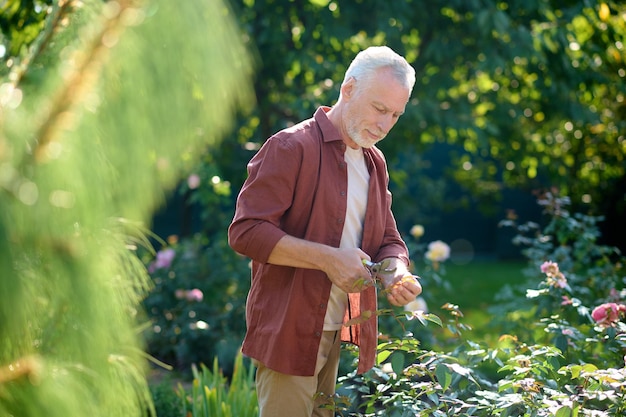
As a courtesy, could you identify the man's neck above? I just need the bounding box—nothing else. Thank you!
[326,105,360,149]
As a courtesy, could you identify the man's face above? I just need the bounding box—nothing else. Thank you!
[343,67,410,149]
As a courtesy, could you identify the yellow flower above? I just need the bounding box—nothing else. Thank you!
[410,224,424,238]
[599,3,610,21]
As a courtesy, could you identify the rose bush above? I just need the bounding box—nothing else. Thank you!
[142,234,250,374]
[335,191,626,416]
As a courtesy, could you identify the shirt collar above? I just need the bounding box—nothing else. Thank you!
[314,106,344,144]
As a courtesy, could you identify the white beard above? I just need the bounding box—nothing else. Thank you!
[347,123,384,149]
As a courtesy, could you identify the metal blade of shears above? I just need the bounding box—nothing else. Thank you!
[362,259,396,282]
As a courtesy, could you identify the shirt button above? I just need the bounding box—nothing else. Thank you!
[340,191,346,196]
[336,218,343,224]
[315,331,321,337]
[319,303,325,309]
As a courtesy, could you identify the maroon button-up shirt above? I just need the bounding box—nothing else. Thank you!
[228,107,409,376]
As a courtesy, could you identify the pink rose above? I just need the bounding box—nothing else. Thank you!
[186,288,204,303]
[540,261,568,288]
[148,248,176,273]
[187,174,201,190]
[155,248,175,268]
[591,302,626,327]
[540,261,559,276]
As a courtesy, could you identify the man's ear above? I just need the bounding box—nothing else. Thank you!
[341,76,356,99]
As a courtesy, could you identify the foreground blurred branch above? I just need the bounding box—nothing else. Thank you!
[31,0,142,164]
[0,356,41,385]
[7,1,75,88]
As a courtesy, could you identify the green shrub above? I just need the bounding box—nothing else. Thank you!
[335,190,626,416]
[150,380,183,417]
[142,233,250,374]
[146,189,626,416]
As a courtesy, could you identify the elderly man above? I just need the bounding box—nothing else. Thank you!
[228,45,422,417]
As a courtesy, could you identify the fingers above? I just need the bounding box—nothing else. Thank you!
[330,268,373,294]
[344,264,377,293]
[325,248,373,293]
[386,275,422,306]
[345,276,375,293]
[350,257,377,292]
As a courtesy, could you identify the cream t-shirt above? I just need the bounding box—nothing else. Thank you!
[323,145,370,330]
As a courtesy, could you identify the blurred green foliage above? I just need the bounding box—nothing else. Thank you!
[142,234,250,375]
[493,190,625,359]
[0,0,253,415]
[149,379,184,417]
[0,0,49,60]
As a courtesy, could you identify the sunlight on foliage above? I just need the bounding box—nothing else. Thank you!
[0,0,253,415]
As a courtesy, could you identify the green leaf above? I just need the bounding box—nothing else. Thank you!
[391,352,405,376]
[377,349,392,365]
[435,363,452,392]
[569,365,582,378]
[581,363,598,373]
[554,334,568,355]
[555,406,572,417]
[423,312,443,327]
[408,310,443,327]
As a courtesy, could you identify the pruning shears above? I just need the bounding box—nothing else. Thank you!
[362,259,396,282]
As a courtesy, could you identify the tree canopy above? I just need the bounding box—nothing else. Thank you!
[229,0,625,229]
[5,1,624,239]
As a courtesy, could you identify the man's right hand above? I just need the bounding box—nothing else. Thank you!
[267,235,372,293]
[321,247,373,293]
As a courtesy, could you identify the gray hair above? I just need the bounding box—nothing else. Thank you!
[343,46,416,93]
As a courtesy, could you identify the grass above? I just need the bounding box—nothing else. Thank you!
[430,259,527,311]
[423,258,528,344]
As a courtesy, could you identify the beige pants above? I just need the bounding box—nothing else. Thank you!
[255,331,342,417]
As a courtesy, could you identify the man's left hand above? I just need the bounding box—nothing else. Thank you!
[386,275,422,307]
[377,258,423,307]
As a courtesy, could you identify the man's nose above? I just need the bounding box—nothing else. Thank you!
[377,114,395,134]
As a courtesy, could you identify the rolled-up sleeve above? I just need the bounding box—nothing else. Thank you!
[228,135,299,263]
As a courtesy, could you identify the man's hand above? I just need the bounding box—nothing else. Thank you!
[267,236,372,293]
[322,248,374,293]
[377,258,423,307]
[387,275,422,306]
